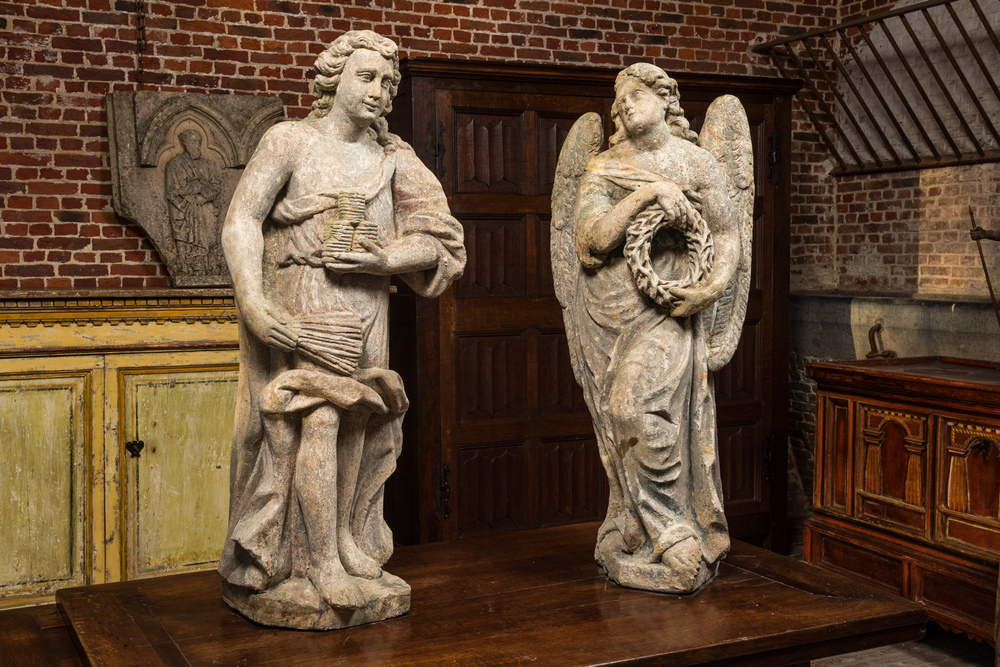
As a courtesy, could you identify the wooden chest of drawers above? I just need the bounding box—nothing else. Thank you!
[806,357,1000,642]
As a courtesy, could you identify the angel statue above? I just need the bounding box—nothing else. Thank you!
[551,63,753,594]
[219,30,465,629]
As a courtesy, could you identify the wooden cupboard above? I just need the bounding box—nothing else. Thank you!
[388,60,797,550]
[806,357,1000,642]
[0,292,238,608]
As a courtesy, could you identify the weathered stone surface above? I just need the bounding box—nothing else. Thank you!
[218,31,464,630]
[106,91,283,286]
[551,63,753,595]
[221,572,410,630]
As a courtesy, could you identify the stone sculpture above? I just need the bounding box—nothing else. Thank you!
[165,129,224,274]
[107,91,283,286]
[551,64,754,594]
[218,30,465,629]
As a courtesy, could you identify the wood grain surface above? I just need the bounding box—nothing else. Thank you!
[39,522,927,666]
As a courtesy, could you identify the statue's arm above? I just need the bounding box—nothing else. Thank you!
[575,169,692,266]
[669,158,739,318]
[221,124,298,351]
[325,141,466,296]
[972,227,1000,242]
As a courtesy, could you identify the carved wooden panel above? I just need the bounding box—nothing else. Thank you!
[937,419,1000,558]
[718,422,760,506]
[456,216,526,300]
[0,365,97,605]
[856,405,928,535]
[539,437,608,527]
[535,114,578,193]
[714,320,761,405]
[811,529,906,595]
[456,333,527,424]
[818,394,852,514]
[858,407,927,503]
[913,563,997,640]
[537,330,586,416]
[120,363,238,579]
[454,111,525,194]
[457,442,527,536]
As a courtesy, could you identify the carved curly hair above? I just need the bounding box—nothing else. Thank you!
[307,30,401,150]
[609,63,698,147]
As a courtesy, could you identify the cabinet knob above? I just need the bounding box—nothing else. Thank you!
[125,440,145,458]
[968,437,994,461]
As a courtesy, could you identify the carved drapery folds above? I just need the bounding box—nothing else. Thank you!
[106,92,283,286]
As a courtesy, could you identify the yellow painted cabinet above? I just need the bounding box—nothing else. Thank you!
[106,351,238,583]
[0,356,103,607]
[0,348,238,608]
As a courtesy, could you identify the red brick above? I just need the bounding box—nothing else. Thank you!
[6,264,55,277]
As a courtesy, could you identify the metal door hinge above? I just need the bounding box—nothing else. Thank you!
[767,133,779,184]
[763,432,779,482]
[426,121,446,178]
[433,462,451,520]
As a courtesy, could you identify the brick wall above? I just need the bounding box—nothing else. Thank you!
[0,0,849,289]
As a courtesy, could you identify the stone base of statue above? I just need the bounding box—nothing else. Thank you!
[221,572,410,630]
[595,532,718,595]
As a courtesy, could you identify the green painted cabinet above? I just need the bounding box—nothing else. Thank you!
[0,344,238,608]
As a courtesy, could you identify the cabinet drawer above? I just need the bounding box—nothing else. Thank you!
[913,561,997,640]
[936,416,1000,561]
[807,525,906,596]
[855,403,930,537]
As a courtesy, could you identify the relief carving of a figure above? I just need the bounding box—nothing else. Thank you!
[219,31,465,629]
[165,128,223,272]
[551,64,754,594]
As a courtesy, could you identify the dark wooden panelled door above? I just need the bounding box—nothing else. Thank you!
[389,61,794,551]
[433,89,613,541]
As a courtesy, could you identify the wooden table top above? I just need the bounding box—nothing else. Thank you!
[5,522,926,666]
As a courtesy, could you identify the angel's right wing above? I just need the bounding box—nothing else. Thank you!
[551,113,604,384]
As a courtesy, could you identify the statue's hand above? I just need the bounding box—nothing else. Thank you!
[668,284,717,318]
[244,302,299,351]
[972,227,987,241]
[653,181,695,223]
[323,238,392,275]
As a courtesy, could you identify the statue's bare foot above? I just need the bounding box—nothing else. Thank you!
[660,536,702,587]
[307,562,366,609]
[338,535,382,579]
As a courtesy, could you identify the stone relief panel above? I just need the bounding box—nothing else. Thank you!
[106,92,283,287]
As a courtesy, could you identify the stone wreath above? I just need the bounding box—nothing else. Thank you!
[623,200,715,309]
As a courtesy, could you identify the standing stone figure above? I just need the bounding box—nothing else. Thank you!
[551,64,754,594]
[219,30,465,630]
[165,128,222,273]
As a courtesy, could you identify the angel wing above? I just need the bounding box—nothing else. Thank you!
[697,95,754,373]
[551,112,604,384]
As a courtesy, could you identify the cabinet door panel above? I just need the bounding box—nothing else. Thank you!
[854,402,930,538]
[109,351,238,580]
[0,357,102,607]
[936,414,1000,561]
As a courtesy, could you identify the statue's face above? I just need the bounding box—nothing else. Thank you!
[182,134,202,159]
[335,49,394,127]
[615,79,665,137]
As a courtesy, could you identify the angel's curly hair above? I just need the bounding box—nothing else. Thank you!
[307,30,401,149]
[609,63,698,147]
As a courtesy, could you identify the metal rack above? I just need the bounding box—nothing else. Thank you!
[754,0,1000,175]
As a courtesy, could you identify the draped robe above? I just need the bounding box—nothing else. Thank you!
[572,156,729,592]
[219,138,465,589]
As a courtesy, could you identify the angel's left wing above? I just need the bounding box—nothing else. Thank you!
[551,112,604,385]
[697,95,754,373]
